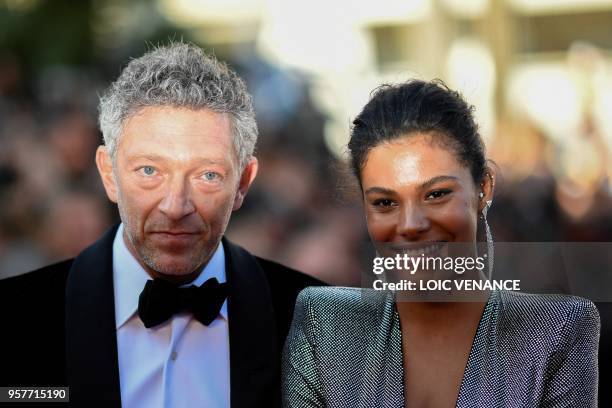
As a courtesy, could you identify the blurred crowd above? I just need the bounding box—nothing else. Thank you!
[0,60,112,278]
[0,50,369,284]
[1,49,612,286]
[489,116,612,243]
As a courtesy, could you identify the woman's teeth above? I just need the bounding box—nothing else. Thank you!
[401,242,446,257]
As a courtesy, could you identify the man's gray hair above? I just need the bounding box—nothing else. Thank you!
[99,42,257,169]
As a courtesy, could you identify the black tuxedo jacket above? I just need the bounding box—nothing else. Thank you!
[0,225,324,407]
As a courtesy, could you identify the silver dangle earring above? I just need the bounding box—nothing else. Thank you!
[481,198,494,280]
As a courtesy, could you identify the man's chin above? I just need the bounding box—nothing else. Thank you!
[159,262,200,275]
[142,255,205,278]
[153,267,197,277]
[135,239,219,280]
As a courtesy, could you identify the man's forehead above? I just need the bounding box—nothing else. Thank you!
[123,105,232,130]
[117,106,237,161]
[124,153,230,165]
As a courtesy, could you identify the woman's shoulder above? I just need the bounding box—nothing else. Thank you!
[497,290,598,316]
[495,291,600,340]
[295,286,392,321]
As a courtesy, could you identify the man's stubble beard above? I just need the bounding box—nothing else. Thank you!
[142,234,212,274]
[117,201,232,278]
[121,218,221,277]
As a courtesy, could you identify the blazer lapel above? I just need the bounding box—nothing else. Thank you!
[223,238,280,408]
[65,225,122,407]
[65,231,279,407]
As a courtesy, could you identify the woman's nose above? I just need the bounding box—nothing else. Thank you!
[396,202,430,239]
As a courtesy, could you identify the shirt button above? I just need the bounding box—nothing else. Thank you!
[171,351,178,361]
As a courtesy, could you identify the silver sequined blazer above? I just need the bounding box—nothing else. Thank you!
[283,288,600,407]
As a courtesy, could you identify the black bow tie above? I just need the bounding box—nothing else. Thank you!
[138,277,228,329]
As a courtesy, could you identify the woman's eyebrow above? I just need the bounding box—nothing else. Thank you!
[364,186,396,196]
[364,176,459,196]
[421,175,459,190]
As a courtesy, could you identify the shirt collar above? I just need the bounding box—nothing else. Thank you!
[112,223,228,329]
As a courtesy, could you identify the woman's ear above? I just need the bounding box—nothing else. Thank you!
[478,168,495,214]
[95,146,119,203]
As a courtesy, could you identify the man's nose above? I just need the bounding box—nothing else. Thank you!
[396,202,430,239]
[158,177,196,220]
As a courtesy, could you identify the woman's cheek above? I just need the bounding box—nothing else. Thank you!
[431,201,477,242]
[366,212,398,242]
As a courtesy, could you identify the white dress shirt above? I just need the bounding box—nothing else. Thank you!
[112,224,230,408]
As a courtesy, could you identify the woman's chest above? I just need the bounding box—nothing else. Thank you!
[402,332,474,408]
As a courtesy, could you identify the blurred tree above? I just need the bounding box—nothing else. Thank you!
[0,0,95,69]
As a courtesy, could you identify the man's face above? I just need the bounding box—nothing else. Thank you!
[96,106,257,281]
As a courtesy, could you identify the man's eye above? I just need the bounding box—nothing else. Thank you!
[202,171,220,181]
[426,189,451,200]
[140,166,156,176]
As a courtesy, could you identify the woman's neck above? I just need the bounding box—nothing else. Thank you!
[395,290,490,328]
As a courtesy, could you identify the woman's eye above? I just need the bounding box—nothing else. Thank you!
[426,189,451,200]
[373,199,396,208]
[140,166,156,176]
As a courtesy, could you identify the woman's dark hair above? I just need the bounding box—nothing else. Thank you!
[348,79,486,185]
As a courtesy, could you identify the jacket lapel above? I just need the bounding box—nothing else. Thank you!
[223,238,280,408]
[65,225,122,407]
[65,231,279,407]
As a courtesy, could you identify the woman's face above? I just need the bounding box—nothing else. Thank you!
[361,132,488,246]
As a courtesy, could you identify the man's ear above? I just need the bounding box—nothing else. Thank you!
[233,157,258,211]
[95,146,119,203]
